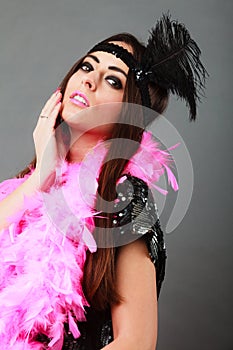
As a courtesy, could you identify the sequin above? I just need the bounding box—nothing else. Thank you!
[60,174,166,350]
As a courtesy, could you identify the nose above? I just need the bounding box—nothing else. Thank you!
[82,73,97,91]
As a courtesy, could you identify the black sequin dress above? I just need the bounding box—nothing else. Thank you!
[40,175,166,350]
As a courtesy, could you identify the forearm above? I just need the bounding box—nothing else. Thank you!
[0,90,64,231]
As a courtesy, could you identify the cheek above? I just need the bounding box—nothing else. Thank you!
[100,90,124,104]
[97,103,122,125]
[64,73,80,97]
[115,91,124,103]
[62,80,76,106]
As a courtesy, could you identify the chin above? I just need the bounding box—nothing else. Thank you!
[61,105,82,123]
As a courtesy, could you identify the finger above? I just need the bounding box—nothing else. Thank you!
[49,102,62,126]
[40,90,62,116]
[41,93,62,117]
[41,101,62,125]
[41,90,60,112]
[36,101,61,130]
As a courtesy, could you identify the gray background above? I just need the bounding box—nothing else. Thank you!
[0,0,232,349]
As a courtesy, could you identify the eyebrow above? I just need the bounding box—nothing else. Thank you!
[85,54,128,78]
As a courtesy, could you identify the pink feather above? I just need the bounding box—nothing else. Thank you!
[0,131,179,348]
[68,311,81,338]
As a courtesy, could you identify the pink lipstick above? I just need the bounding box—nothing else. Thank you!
[70,90,90,108]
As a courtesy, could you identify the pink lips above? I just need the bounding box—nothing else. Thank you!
[69,90,90,107]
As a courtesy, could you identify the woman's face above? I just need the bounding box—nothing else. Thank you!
[61,42,132,136]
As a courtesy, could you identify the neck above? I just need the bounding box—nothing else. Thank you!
[67,129,104,163]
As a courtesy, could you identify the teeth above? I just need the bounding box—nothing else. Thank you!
[73,95,87,106]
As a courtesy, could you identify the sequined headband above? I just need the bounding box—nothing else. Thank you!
[88,42,152,109]
[88,13,208,125]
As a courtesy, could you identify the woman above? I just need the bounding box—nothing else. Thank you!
[0,14,207,350]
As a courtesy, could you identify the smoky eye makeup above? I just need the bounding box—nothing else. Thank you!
[106,76,123,90]
[79,56,126,90]
[80,61,93,71]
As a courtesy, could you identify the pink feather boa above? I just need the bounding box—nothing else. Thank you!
[0,132,178,349]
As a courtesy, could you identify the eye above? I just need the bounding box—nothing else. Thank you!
[106,76,123,90]
[80,61,93,72]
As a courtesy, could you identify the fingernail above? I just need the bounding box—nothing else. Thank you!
[54,87,61,93]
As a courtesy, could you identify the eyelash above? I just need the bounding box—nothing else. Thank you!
[80,61,123,90]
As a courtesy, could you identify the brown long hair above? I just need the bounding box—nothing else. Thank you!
[17,33,169,310]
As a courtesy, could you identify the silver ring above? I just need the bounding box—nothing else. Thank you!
[40,115,49,119]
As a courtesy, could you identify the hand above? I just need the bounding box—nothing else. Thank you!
[33,89,63,189]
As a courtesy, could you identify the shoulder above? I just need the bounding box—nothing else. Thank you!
[114,174,158,230]
[113,174,167,297]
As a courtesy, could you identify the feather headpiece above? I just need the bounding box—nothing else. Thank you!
[88,13,208,124]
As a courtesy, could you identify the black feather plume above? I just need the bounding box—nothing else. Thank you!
[142,13,208,120]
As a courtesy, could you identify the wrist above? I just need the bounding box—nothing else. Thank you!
[32,168,56,192]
